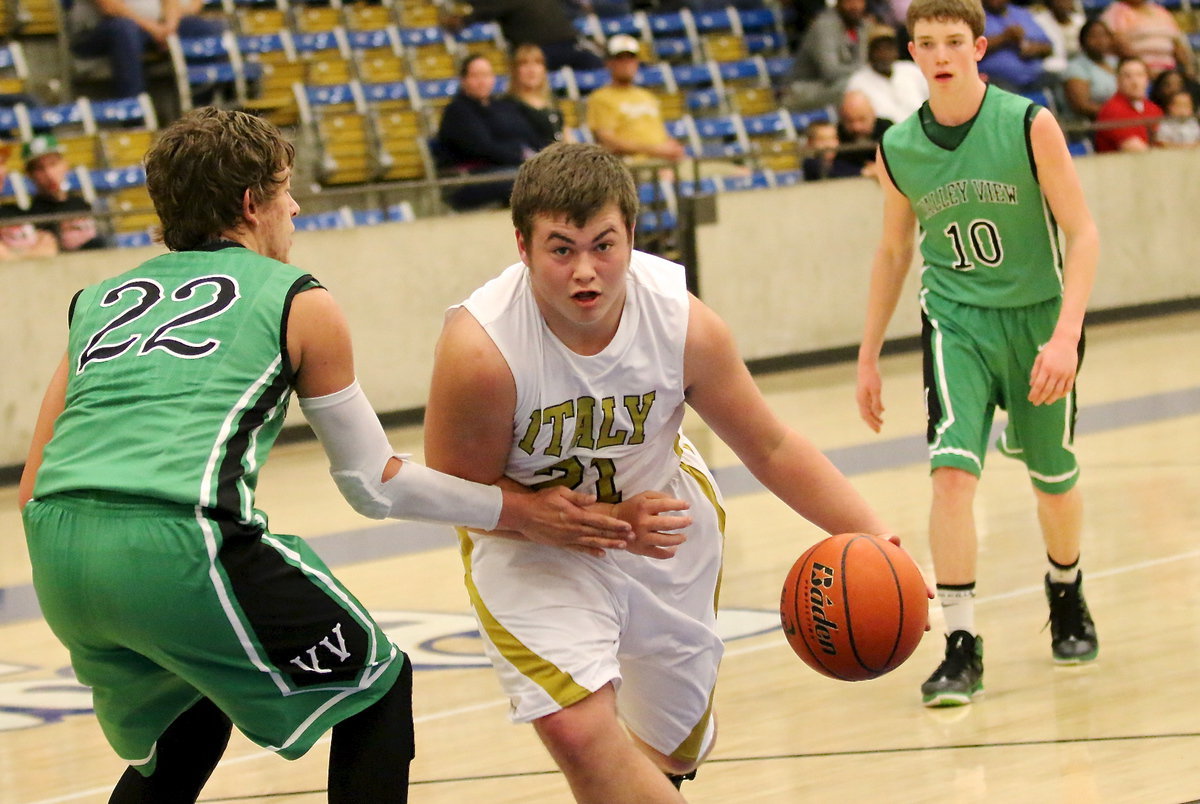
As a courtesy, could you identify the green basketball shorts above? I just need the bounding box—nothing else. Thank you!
[22,490,405,775]
[919,290,1082,494]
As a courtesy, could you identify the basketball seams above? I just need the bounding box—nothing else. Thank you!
[781,532,926,683]
[789,542,847,681]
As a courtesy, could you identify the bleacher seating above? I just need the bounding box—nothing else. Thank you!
[0,0,1141,251]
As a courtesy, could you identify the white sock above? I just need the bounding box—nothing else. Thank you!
[938,585,976,636]
[1048,556,1080,584]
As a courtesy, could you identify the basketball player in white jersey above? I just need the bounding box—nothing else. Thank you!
[424,142,894,802]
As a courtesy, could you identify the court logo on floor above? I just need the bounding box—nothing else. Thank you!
[0,608,781,728]
[374,607,781,669]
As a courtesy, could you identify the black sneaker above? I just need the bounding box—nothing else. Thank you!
[667,770,696,789]
[1045,572,1099,664]
[920,630,984,707]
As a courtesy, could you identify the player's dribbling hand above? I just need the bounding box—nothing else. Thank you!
[613,491,692,560]
[508,486,632,557]
[879,532,936,629]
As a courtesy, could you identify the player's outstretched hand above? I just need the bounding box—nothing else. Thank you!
[614,491,692,560]
[503,486,632,557]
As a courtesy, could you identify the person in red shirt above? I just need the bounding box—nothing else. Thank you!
[1094,56,1163,151]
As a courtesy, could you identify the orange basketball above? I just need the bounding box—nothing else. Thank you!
[780,533,927,681]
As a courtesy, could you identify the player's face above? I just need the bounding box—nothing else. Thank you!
[256,169,299,263]
[517,203,633,354]
[907,19,986,90]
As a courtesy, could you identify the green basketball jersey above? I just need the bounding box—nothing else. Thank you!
[34,245,317,525]
[880,86,1064,308]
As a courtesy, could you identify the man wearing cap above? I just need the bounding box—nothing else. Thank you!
[0,146,58,260]
[845,25,928,124]
[24,134,110,252]
[585,35,687,164]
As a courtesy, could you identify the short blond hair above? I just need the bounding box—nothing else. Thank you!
[907,0,986,38]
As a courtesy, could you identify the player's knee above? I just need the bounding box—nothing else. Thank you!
[534,703,608,763]
[931,466,978,498]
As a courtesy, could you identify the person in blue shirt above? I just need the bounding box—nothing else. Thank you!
[979,0,1055,93]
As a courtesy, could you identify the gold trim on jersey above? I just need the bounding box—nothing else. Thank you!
[674,435,726,614]
[458,530,592,708]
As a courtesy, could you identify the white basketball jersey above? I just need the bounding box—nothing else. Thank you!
[459,250,697,500]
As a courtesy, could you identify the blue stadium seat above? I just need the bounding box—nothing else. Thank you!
[168,32,249,111]
[764,56,794,85]
[692,113,749,159]
[772,168,804,186]
[90,165,147,193]
[89,95,158,129]
[791,106,835,131]
[573,68,611,94]
[594,12,649,39]
[719,171,773,192]
[676,176,719,197]
[1067,139,1094,157]
[361,78,417,107]
[115,231,154,248]
[347,28,399,53]
[692,7,740,40]
[745,31,786,56]
[294,208,354,231]
[672,61,717,90]
[637,209,678,233]
[416,78,460,103]
[237,31,293,62]
[648,10,699,61]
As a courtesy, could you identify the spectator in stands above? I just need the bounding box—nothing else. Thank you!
[1094,56,1162,152]
[801,120,862,180]
[1030,0,1084,80]
[845,25,927,123]
[586,34,687,164]
[1153,90,1200,147]
[0,146,57,261]
[445,0,604,72]
[1063,19,1119,126]
[1149,68,1200,113]
[979,0,1055,94]
[1100,0,1196,80]
[67,0,224,98]
[836,89,891,175]
[436,54,547,210]
[22,135,110,252]
[786,0,870,111]
[505,44,567,146]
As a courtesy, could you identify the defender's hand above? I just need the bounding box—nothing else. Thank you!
[502,486,632,557]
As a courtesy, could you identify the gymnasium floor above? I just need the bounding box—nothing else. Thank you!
[2,310,1197,803]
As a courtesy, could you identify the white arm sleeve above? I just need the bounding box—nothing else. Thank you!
[298,381,503,530]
